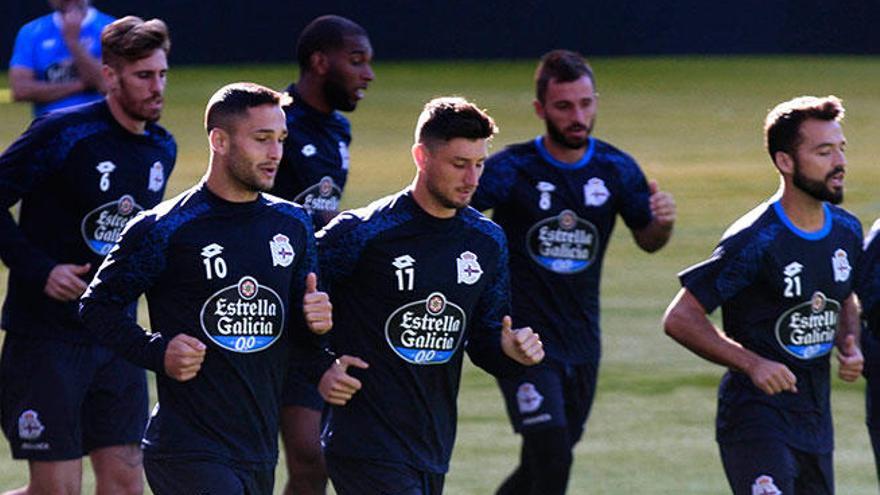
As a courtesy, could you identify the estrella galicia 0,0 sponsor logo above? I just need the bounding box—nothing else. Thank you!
[526,209,599,274]
[295,176,342,216]
[200,276,285,353]
[775,290,839,360]
[80,195,143,255]
[385,292,466,365]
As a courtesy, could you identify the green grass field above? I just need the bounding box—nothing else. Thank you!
[2,56,880,493]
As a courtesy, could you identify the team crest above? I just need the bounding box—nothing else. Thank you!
[584,177,610,207]
[751,475,781,495]
[148,161,165,192]
[18,410,44,440]
[269,234,295,267]
[456,251,483,285]
[301,144,317,157]
[516,383,544,413]
[832,248,851,282]
[536,181,556,211]
[339,141,350,170]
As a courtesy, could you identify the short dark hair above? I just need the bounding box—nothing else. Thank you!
[101,16,170,68]
[414,97,498,148]
[535,49,595,104]
[296,15,368,72]
[205,82,289,133]
[764,95,845,160]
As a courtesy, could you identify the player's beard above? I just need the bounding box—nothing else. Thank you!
[792,159,844,205]
[323,71,357,112]
[545,116,594,150]
[227,146,276,194]
[426,177,470,211]
[118,77,163,124]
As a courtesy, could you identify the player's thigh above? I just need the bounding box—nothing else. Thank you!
[793,448,833,495]
[327,454,437,495]
[719,439,796,495]
[82,347,148,453]
[144,457,245,495]
[0,335,95,461]
[563,360,599,446]
[280,405,324,467]
[498,360,567,433]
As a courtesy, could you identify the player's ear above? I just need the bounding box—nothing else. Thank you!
[411,142,428,171]
[533,99,546,120]
[774,150,794,175]
[101,64,118,91]
[209,127,229,155]
[311,51,329,76]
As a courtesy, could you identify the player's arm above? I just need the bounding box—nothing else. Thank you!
[79,214,180,375]
[466,236,538,377]
[9,67,86,104]
[0,116,71,294]
[663,288,797,395]
[836,293,863,382]
[631,179,675,253]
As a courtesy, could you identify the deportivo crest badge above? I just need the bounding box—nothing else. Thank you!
[269,234,295,267]
[148,161,165,192]
[456,251,483,285]
[751,475,781,495]
[832,248,851,282]
[516,383,544,413]
[18,410,44,440]
[584,177,610,207]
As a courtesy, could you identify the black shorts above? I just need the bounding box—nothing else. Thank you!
[327,454,444,495]
[281,363,324,411]
[145,456,274,495]
[497,357,597,444]
[719,438,833,495]
[0,333,148,460]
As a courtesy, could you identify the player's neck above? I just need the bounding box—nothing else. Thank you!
[205,162,260,203]
[542,134,586,164]
[296,76,332,114]
[106,96,147,135]
[779,185,826,232]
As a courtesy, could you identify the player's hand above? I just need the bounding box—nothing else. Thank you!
[500,316,544,366]
[837,334,864,382]
[60,7,85,45]
[319,355,369,406]
[747,357,797,395]
[648,180,676,227]
[164,334,206,382]
[45,263,91,302]
[303,272,332,335]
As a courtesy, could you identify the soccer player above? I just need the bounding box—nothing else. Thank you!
[0,16,172,495]
[663,95,863,494]
[80,82,333,494]
[9,0,115,116]
[316,97,544,495]
[857,220,880,482]
[470,49,676,494]
[273,15,374,495]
